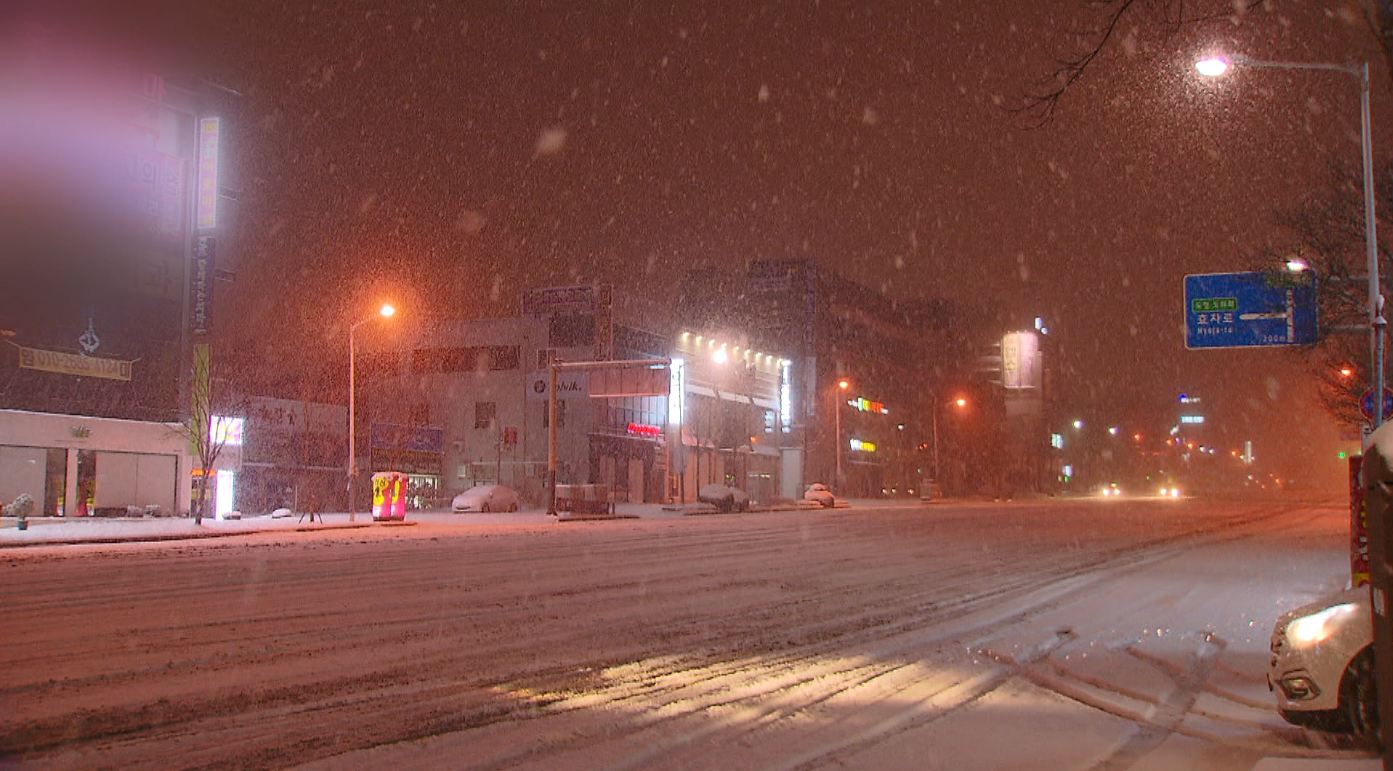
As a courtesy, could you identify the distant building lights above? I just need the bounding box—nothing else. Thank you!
[850,396,888,414]
[849,438,877,453]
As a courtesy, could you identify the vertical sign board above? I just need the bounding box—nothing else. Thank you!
[191,236,215,336]
[196,117,220,230]
[1353,455,1371,588]
[1184,272,1318,349]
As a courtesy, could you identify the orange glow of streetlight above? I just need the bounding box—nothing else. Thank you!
[837,378,850,391]
[953,397,967,409]
[379,303,397,318]
[1340,365,1354,378]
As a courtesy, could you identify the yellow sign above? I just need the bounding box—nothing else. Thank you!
[17,346,133,381]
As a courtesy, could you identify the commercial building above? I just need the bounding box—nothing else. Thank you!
[357,285,801,505]
[0,40,235,516]
[678,260,968,497]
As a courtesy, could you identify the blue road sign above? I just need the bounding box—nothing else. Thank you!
[1184,272,1318,349]
[1360,388,1393,421]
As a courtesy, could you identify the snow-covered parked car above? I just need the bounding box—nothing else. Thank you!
[451,484,520,513]
[803,483,835,507]
[698,484,750,512]
[1269,586,1377,739]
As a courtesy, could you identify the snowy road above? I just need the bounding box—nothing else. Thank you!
[0,498,1376,770]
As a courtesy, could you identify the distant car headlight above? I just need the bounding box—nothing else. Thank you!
[1169,488,1180,498]
[1287,603,1358,646]
[1158,487,1169,496]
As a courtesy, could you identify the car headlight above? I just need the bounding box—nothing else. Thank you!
[1287,603,1358,645]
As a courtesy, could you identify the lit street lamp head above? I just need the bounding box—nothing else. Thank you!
[954,397,967,408]
[1195,57,1230,78]
[837,378,850,391]
[379,303,396,318]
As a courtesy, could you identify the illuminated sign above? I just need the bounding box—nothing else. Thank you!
[196,117,220,230]
[850,396,888,414]
[210,416,244,447]
[849,438,877,453]
[1050,433,1064,449]
[1180,415,1205,425]
[779,359,792,432]
[667,358,685,425]
[1002,331,1042,389]
[627,422,662,439]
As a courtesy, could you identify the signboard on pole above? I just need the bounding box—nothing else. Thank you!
[522,285,597,316]
[589,366,669,398]
[1183,272,1318,349]
[1352,455,1371,588]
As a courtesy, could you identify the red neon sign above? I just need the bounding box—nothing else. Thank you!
[626,422,662,438]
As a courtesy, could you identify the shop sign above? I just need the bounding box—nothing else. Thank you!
[18,345,133,381]
[370,423,445,453]
[626,422,662,439]
[849,396,887,414]
[527,370,590,400]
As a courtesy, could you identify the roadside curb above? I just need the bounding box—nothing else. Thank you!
[553,513,641,522]
[0,521,411,549]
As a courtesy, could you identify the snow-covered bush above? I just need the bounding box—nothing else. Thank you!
[5,494,35,518]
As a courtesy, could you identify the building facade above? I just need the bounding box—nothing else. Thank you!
[356,285,801,505]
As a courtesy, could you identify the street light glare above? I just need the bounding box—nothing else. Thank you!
[712,346,729,364]
[379,303,397,318]
[1285,258,1309,273]
[838,378,850,390]
[954,397,967,408]
[1195,57,1230,77]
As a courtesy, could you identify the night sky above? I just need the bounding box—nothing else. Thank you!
[30,1,1393,487]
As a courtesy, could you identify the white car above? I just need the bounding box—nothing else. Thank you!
[1268,586,1377,739]
[451,484,520,513]
[803,483,836,507]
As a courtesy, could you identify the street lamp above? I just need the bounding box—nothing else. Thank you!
[835,378,851,485]
[1196,53,1384,433]
[348,302,397,521]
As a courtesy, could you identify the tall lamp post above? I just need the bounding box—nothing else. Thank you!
[834,377,850,486]
[348,303,397,521]
[932,395,968,482]
[1195,55,1383,433]
[1198,54,1389,764]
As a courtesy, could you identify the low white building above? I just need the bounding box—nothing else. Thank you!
[0,408,194,517]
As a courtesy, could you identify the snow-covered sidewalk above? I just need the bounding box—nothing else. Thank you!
[0,497,908,547]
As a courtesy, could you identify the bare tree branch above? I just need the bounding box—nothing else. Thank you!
[1014,0,1267,127]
